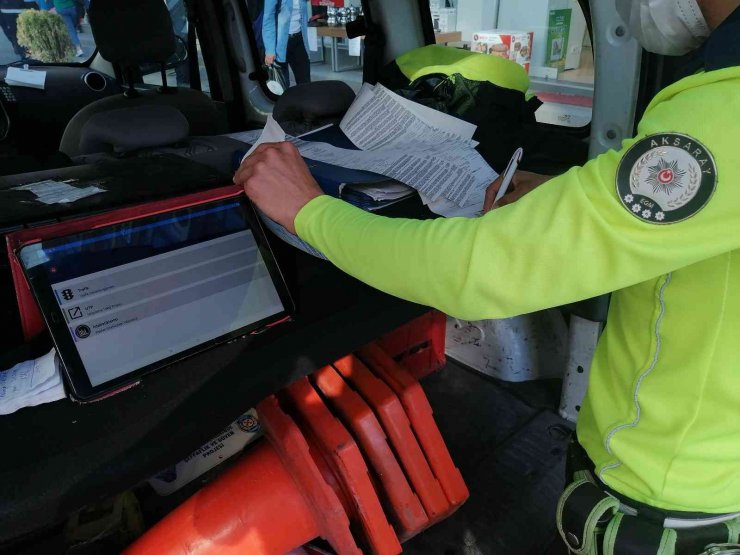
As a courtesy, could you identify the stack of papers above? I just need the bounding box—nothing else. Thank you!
[244,84,498,258]
[336,83,498,217]
[242,81,500,256]
[246,84,498,218]
[0,350,66,415]
[297,125,416,211]
[4,66,46,90]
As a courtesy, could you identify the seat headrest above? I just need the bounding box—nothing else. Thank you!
[78,105,189,155]
[88,0,175,66]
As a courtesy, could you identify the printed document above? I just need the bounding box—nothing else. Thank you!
[391,88,477,141]
[13,180,105,205]
[340,83,478,150]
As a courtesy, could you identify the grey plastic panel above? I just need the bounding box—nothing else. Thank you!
[588,0,642,157]
[89,54,117,78]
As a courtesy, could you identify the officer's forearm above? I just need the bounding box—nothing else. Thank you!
[296,196,494,319]
[294,193,598,320]
[295,144,739,320]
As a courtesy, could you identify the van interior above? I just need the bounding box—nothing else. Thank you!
[0,0,678,553]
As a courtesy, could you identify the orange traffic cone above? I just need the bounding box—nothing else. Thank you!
[124,395,363,555]
[123,442,321,555]
[125,344,467,555]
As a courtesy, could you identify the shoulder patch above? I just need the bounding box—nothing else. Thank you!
[616,133,717,224]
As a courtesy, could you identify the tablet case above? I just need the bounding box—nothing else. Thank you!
[6,185,244,341]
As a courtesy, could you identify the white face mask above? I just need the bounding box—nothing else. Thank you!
[615,0,711,56]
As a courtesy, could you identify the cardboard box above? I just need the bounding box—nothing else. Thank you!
[431,8,457,33]
[471,30,534,73]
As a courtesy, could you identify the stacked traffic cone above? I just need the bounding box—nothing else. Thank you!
[124,342,468,555]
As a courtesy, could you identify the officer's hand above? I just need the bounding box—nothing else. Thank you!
[234,142,323,234]
[483,170,553,213]
[265,54,276,66]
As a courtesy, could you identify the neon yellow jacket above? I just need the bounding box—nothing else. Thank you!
[295,65,740,512]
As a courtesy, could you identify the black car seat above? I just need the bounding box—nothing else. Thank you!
[70,80,358,178]
[59,0,228,158]
[72,108,249,176]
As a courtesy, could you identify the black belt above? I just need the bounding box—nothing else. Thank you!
[559,438,740,554]
[288,31,302,39]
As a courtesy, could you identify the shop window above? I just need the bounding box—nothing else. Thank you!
[242,0,594,128]
[437,0,594,127]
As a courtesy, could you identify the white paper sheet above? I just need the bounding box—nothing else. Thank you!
[308,26,319,52]
[225,129,264,144]
[420,178,493,218]
[0,350,65,415]
[340,83,477,150]
[348,37,362,57]
[13,180,105,205]
[241,115,287,160]
[5,66,46,90]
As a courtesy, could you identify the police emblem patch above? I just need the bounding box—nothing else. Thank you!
[616,133,717,224]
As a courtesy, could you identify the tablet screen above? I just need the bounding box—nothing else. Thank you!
[19,198,287,389]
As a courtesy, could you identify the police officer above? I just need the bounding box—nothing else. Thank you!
[235,0,740,552]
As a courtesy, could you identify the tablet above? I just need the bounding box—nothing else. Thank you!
[17,196,293,401]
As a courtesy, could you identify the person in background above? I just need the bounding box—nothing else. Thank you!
[73,0,87,33]
[50,0,83,57]
[262,0,311,87]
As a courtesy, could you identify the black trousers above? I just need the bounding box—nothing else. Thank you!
[278,32,311,86]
